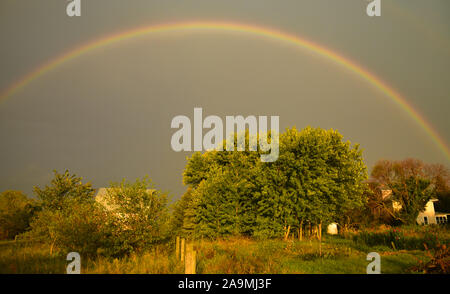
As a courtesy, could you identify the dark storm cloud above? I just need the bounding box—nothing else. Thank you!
[0,0,449,197]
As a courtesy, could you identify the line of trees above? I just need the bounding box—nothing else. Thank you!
[0,126,448,257]
[172,128,449,239]
[1,171,169,257]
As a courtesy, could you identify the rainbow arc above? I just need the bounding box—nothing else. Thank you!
[0,21,448,161]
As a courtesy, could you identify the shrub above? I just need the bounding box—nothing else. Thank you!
[21,201,109,256]
[411,243,450,274]
[101,177,170,256]
[0,191,38,240]
[352,226,448,250]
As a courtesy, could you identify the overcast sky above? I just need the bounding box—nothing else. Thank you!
[0,0,449,198]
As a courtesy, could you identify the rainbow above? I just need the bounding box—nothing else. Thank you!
[0,21,449,161]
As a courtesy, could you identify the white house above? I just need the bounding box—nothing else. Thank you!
[435,212,449,224]
[95,187,119,211]
[382,189,448,225]
[95,187,156,209]
[417,198,439,225]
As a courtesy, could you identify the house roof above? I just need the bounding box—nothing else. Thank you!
[435,212,450,216]
[380,189,438,203]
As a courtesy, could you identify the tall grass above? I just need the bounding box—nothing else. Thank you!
[0,241,66,274]
[0,231,438,274]
[351,225,450,250]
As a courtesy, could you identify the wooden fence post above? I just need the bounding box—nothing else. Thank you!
[180,238,185,262]
[185,241,196,274]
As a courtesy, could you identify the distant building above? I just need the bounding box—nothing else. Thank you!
[381,189,448,225]
[95,187,156,209]
[381,189,402,212]
[95,187,119,211]
[327,222,338,235]
[435,212,449,225]
[417,198,439,225]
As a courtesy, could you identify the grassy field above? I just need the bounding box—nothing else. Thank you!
[2,228,447,274]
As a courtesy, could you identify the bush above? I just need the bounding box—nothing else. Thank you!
[20,172,170,258]
[21,201,109,256]
[411,243,450,274]
[0,191,38,240]
[100,177,170,256]
[352,226,448,250]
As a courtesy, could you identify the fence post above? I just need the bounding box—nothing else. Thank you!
[180,238,185,262]
[185,241,196,274]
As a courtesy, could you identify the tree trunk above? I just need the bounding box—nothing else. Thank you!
[319,222,322,257]
[298,220,303,241]
[50,239,55,256]
[284,225,291,241]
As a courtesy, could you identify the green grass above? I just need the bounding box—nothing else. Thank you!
[0,235,434,274]
[193,236,430,274]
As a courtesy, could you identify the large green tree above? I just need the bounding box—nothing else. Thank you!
[180,127,367,239]
[256,127,367,239]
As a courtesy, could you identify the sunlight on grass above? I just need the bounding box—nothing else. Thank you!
[0,235,436,274]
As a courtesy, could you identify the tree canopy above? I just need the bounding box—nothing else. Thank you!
[180,127,367,239]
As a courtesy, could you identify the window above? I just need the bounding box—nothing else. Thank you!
[423,216,428,225]
[436,216,448,224]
